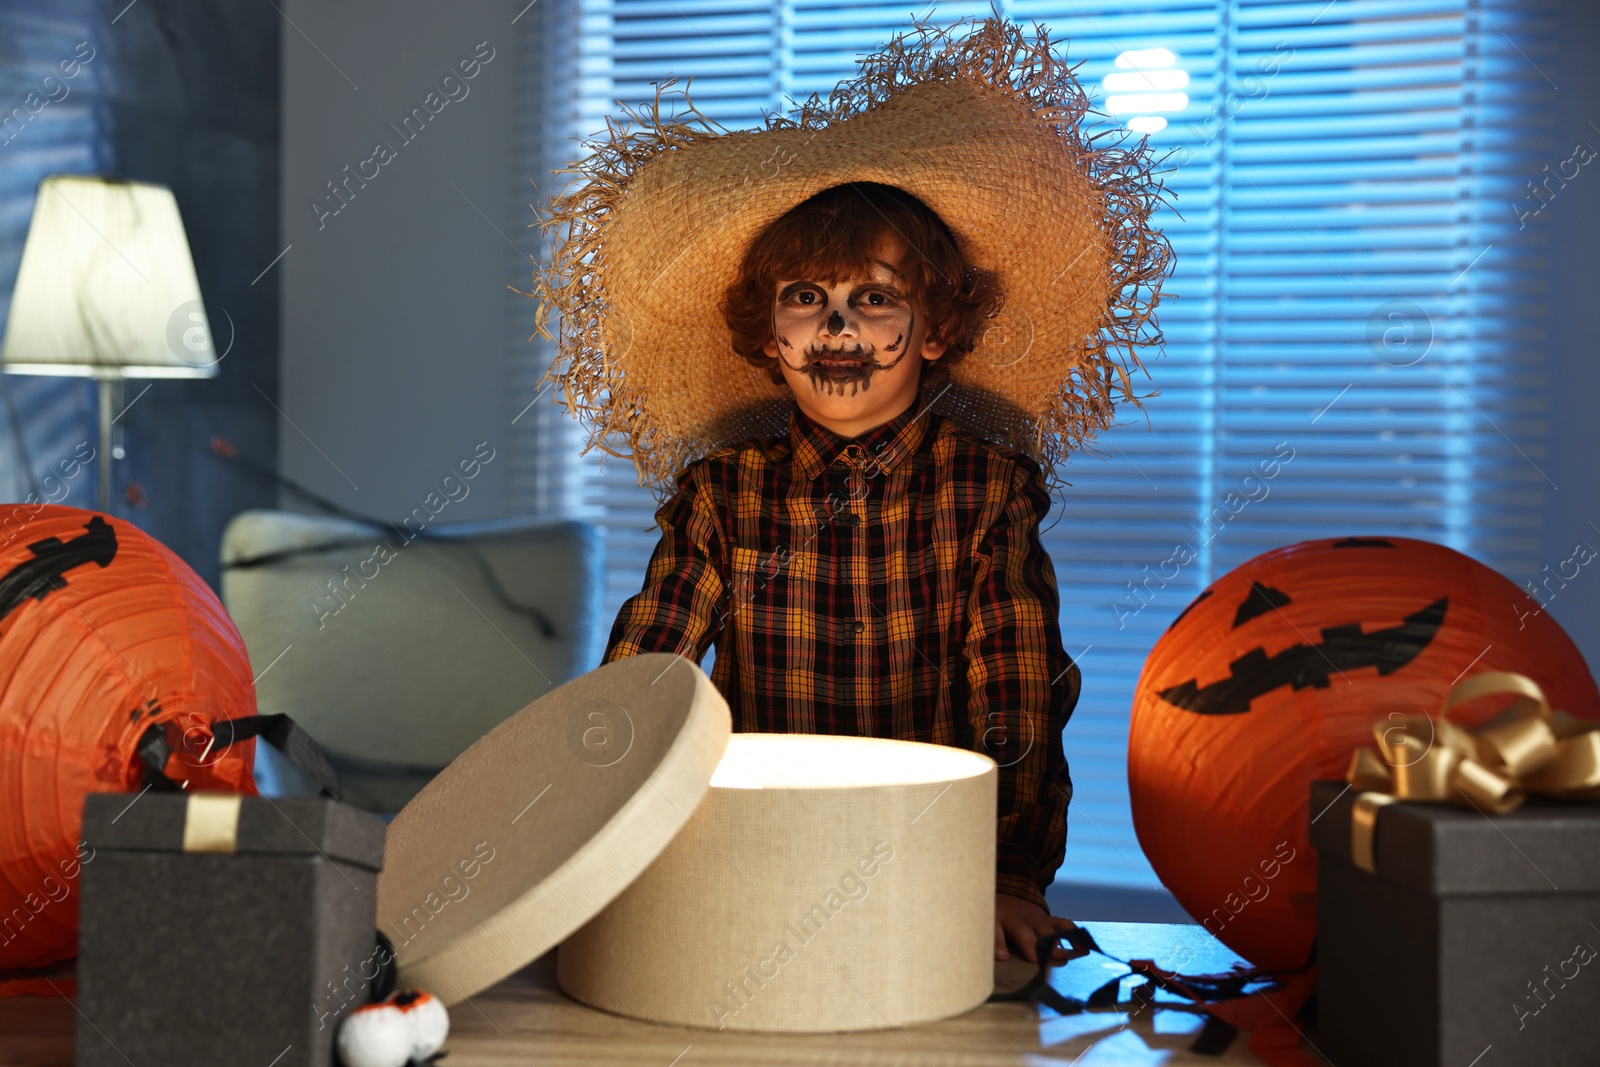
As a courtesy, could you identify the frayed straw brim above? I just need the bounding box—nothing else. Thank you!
[531,10,1173,497]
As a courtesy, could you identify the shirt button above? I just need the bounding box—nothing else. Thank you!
[852,620,865,634]
[839,513,861,527]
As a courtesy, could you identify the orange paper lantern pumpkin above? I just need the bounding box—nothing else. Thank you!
[1129,536,1600,971]
[0,506,259,976]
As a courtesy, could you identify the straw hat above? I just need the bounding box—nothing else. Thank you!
[531,11,1172,495]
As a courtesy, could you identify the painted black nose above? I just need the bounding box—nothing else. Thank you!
[826,310,845,334]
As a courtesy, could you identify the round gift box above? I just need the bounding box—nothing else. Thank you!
[556,731,997,1032]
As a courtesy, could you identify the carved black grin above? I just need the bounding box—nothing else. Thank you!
[1156,596,1448,715]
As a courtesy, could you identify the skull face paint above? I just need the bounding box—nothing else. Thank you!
[760,231,949,440]
[769,257,916,398]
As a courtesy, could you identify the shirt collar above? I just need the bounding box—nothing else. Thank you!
[788,388,934,484]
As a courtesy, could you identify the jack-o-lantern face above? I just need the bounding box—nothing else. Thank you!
[0,507,259,975]
[1156,539,1454,715]
[1129,536,1600,972]
[0,513,120,623]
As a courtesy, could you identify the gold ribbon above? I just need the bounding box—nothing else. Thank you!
[1344,671,1600,872]
[181,792,243,853]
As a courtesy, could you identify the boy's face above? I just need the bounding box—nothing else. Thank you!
[761,232,948,437]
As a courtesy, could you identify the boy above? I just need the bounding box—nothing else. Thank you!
[533,13,1169,967]
[602,182,1082,963]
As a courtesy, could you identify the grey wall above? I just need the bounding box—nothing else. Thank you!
[278,1,534,526]
[113,1,283,591]
[1541,0,1600,679]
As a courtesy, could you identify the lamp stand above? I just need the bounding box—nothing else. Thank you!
[97,377,113,513]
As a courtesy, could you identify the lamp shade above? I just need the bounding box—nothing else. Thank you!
[0,175,217,378]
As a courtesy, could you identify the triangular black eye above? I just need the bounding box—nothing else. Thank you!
[1233,581,1292,627]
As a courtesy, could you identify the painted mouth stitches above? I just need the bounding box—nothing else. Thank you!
[801,346,876,395]
[807,355,873,379]
[776,338,905,396]
[805,344,873,368]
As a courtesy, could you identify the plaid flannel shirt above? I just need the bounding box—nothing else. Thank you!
[601,387,1080,908]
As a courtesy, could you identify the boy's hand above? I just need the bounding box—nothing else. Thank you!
[994,892,1078,963]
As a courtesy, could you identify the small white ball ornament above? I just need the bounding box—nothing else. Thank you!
[337,989,450,1067]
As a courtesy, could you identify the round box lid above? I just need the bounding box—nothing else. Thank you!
[376,653,731,1004]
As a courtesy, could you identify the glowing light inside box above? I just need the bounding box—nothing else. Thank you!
[708,733,993,790]
[1105,48,1188,134]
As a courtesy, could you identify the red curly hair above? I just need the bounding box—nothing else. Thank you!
[720,182,1002,387]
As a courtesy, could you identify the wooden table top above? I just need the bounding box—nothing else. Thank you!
[2,922,1315,1065]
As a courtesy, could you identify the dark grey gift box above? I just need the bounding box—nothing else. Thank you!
[75,792,387,1067]
[1308,778,1600,1067]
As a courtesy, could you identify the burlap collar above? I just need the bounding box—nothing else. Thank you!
[787,389,933,485]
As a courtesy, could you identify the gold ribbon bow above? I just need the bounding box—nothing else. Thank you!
[1343,671,1600,872]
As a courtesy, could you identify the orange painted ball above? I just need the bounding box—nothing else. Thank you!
[1129,536,1600,971]
[0,506,258,976]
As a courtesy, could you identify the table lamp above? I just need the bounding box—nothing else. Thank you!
[1,174,218,511]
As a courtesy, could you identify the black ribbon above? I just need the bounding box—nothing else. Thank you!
[986,925,1097,1015]
[984,925,1274,1057]
[137,713,342,800]
[369,930,398,1003]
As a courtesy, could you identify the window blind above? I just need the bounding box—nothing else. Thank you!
[0,2,103,509]
[517,0,1557,890]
